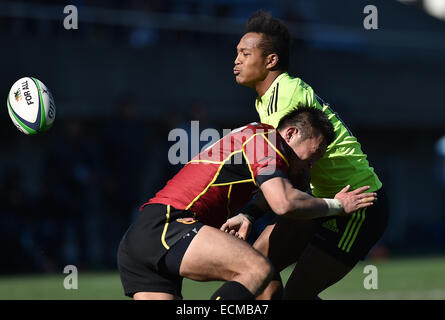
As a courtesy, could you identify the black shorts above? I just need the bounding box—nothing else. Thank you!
[117,204,203,298]
[310,188,390,266]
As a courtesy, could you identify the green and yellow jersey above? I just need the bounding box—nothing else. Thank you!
[255,72,382,198]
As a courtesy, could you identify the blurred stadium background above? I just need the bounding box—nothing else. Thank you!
[0,0,444,299]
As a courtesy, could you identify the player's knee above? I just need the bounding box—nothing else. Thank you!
[229,250,274,293]
[227,253,274,297]
[249,255,275,297]
[249,254,274,285]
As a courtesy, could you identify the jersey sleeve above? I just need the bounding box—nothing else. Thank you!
[243,130,290,186]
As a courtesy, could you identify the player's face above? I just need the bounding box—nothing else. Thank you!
[288,129,327,170]
[234,33,268,87]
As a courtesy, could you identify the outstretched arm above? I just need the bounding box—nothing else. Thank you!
[221,175,375,238]
[260,177,375,219]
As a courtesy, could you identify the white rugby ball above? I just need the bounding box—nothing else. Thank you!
[7,77,56,135]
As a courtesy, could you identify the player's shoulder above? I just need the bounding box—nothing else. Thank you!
[244,122,275,133]
[243,123,284,147]
[231,122,277,139]
[241,123,288,161]
[270,73,316,107]
[280,73,313,92]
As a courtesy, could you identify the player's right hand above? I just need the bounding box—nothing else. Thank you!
[334,185,377,215]
[220,214,252,240]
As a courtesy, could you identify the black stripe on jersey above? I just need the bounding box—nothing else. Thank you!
[267,87,275,117]
[274,83,279,113]
[212,151,252,185]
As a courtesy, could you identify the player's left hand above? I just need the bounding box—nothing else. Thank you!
[220,214,252,240]
[334,185,377,215]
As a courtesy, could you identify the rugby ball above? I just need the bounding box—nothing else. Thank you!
[7,77,56,135]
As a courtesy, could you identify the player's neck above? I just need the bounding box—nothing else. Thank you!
[255,70,284,98]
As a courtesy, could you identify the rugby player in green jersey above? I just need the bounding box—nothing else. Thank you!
[229,10,389,299]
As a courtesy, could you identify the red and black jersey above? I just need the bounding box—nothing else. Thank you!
[142,123,290,228]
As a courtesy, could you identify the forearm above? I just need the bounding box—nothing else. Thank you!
[261,177,342,220]
[261,178,375,219]
[284,192,341,220]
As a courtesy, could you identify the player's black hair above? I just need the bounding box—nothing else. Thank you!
[277,107,335,146]
[246,10,291,71]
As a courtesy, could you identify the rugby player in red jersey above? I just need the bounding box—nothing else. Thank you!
[117,108,376,300]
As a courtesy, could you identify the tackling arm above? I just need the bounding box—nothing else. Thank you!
[260,177,376,219]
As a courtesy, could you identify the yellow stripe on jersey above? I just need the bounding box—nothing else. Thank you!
[226,184,233,219]
[185,132,261,208]
[161,205,171,250]
[185,130,289,210]
[189,159,223,164]
[185,160,227,210]
[242,148,257,187]
[211,179,254,187]
[262,132,290,168]
[242,131,290,186]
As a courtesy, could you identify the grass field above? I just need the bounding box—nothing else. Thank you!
[1,256,445,300]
